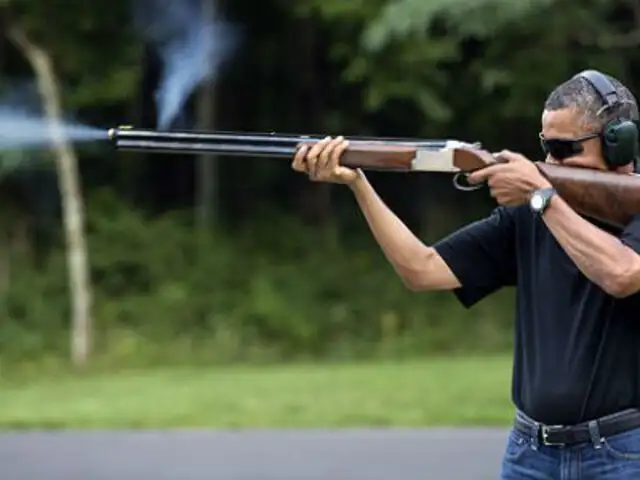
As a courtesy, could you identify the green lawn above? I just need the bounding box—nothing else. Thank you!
[0,355,514,429]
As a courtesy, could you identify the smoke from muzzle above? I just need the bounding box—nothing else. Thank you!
[133,0,239,130]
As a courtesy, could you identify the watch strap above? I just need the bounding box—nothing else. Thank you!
[533,187,556,214]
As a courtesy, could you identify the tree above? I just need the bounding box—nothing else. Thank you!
[6,25,93,367]
[1,0,141,366]
[2,2,93,366]
[196,0,219,230]
[293,0,640,130]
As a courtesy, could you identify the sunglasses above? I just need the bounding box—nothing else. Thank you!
[539,132,600,161]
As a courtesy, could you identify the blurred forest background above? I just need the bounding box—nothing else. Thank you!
[1,0,638,373]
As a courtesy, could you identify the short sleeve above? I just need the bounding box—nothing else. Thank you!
[620,214,640,254]
[433,206,517,308]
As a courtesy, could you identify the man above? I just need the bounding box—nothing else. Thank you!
[291,69,640,479]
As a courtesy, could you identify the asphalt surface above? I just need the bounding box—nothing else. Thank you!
[0,428,507,480]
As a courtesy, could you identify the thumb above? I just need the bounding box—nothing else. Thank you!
[333,166,359,183]
[495,150,526,163]
[335,166,356,177]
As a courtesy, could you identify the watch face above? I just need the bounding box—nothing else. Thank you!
[530,194,544,211]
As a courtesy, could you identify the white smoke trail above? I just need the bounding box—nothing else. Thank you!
[134,0,239,130]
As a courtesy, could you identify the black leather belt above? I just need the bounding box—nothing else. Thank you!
[514,408,640,447]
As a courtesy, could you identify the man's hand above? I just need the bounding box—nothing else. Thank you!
[292,136,361,185]
[467,150,552,206]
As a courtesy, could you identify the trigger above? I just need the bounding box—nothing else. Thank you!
[452,171,484,192]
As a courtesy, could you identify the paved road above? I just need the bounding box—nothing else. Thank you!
[0,429,508,480]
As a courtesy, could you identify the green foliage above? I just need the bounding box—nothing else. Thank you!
[362,0,557,50]
[6,0,141,107]
[292,0,640,141]
[0,191,515,369]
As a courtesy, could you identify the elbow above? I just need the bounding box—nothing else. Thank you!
[397,267,423,291]
[603,280,629,299]
[603,275,636,299]
[398,248,438,292]
[402,275,424,292]
[601,262,640,299]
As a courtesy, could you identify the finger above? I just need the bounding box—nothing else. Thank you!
[292,145,309,172]
[316,137,342,179]
[329,137,348,171]
[307,136,331,178]
[308,136,332,158]
[493,190,514,205]
[501,197,519,207]
[491,152,509,164]
[492,193,509,206]
[467,164,504,184]
[495,150,527,163]
[487,174,505,188]
[466,170,487,184]
[492,191,510,202]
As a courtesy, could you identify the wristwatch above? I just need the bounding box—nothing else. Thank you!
[529,187,556,215]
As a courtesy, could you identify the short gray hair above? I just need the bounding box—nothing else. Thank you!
[544,73,639,133]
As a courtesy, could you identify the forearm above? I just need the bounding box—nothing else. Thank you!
[542,196,639,296]
[349,173,458,290]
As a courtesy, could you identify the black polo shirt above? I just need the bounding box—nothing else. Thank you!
[433,205,640,425]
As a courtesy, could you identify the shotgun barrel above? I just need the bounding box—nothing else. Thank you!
[107,126,465,158]
[107,125,486,174]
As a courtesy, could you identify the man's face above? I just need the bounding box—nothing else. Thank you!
[540,108,607,170]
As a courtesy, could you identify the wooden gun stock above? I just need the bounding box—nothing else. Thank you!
[453,149,640,228]
[534,163,640,228]
[453,148,640,228]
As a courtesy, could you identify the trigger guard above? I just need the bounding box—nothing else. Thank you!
[452,171,484,192]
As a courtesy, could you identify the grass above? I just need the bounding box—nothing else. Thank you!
[0,355,514,429]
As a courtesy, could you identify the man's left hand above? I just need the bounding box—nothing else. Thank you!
[466,150,552,207]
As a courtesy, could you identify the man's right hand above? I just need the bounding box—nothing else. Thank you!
[291,136,361,185]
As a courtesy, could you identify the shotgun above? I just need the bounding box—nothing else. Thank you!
[108,126,640,229]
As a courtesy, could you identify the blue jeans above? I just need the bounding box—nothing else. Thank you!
[500,425,640,479]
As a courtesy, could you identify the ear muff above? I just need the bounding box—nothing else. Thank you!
[574,69,639,168]
[602,118,639,168]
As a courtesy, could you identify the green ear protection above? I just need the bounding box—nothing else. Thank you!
[574,69,639,169]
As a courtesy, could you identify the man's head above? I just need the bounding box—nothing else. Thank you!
[541,70,639,172]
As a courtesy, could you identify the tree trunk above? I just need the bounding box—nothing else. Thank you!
[196,0,218,230]
[7,23,93,368]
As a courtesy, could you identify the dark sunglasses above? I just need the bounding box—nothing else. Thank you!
[539,132,600,161]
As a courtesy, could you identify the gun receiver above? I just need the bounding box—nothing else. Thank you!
[108,126,640,229]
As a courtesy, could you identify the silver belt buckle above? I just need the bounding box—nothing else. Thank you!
[541,424,566,447]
